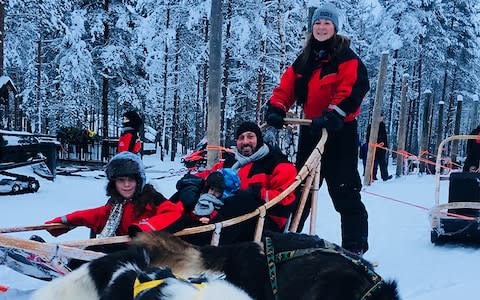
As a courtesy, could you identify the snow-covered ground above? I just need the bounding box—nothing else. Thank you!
[0,153,478,299]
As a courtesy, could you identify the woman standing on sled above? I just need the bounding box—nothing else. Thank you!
[265,3,370,255]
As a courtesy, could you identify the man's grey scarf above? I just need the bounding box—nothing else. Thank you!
[98,201,125,238]
[193,193,224,216]
[232,144,270,170]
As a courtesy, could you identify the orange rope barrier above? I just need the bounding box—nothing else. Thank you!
[368,143,456,172]
[206,145,234,161]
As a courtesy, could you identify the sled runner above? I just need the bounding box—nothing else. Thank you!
[430,135,480,244]
[0,246,69,281]
[0,233,105,280]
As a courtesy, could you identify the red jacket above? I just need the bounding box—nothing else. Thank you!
[269,48,369,121]
[118,131,141,153]
[48,200,184,236]
[197,148,297,229]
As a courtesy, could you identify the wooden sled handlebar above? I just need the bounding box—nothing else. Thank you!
[0,223,69,234]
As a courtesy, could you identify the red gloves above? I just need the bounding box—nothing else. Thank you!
[45,217,72,237]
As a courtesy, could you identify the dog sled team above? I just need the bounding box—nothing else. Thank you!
[4,4,403,299]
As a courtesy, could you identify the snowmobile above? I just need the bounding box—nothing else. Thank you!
[430,135,480,244]
[0,171,39,195]
[181,138,208,169]
[0,159,43,195]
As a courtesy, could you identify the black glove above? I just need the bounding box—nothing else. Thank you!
[176,174,204,190]
[245,184,262,201]
[311,110,344,134]
[176,174,204,211]
[266,105,286,129]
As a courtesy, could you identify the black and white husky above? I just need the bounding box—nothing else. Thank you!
[30,245,252,300]
[32,230,399,300]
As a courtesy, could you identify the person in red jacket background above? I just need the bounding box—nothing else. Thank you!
[118,110,142,154]
[265,3,370,255]
[45,151,184,238]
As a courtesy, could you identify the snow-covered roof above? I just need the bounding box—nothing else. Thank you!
[0,76,17,93]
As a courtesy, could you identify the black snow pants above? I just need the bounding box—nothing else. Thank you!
[294,120,369,253]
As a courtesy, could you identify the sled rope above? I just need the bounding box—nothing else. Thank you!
[362,189,477,221]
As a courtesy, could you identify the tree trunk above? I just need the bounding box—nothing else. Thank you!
[387,26,400,142]
[470,96,479,132]
[419,90,432,174]
[410,35,424,155]
[451,95,463,163]
[101,0,110,161]
[206,0,223,168]
[35,39,42,133]
[201,16,209,143]
[396,74,409,177]
[0,1,4,76]
[160,3,171,161]
[435,101,445,155]
[445,66,458,139]
[221,0,232,144]
[256,38,265,123]
[170,28,180,162]
[195,70,202,146]
[276,0,287,72]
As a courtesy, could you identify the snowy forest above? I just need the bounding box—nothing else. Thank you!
[1,0,480,161]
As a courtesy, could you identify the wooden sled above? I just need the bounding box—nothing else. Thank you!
[430,135,480,244]
[0,119,327,266]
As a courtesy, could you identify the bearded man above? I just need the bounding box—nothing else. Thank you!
[177,121,297,244]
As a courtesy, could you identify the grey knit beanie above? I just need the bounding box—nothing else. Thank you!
[311,3,340,31]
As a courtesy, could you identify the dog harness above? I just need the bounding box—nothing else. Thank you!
[133,277,207,299]
[264,237,384,300]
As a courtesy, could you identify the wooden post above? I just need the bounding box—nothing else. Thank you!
[364,52,388,185]
[396,74,409,177]
[435,101,445,158]
[451,95,463,163]
[419,90,432,174]
[206,0,222,168]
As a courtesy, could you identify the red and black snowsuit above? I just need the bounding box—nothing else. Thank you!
[269,36,370,252]
[46,184,184,237]
[206,147,297,231]
[177,146,296,245]
[118,129,141,154]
